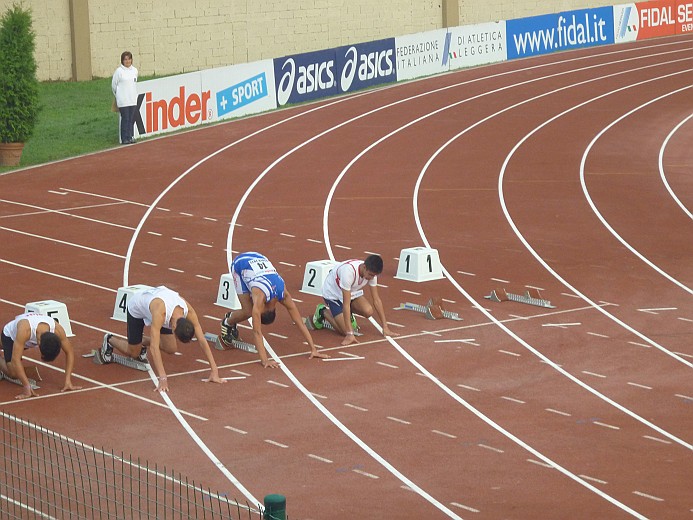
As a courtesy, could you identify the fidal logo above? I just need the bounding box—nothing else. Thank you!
[137,86,212,134]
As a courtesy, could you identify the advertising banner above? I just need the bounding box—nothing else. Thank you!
[135,72,204,138]
[506,7,615,59]
[395,29,450,81]
[613,4,639,42]
[614,1,693,42]
[273,49,339,107]
[335,38,397,94]
[200,60,276,120]
[448,21,507,70]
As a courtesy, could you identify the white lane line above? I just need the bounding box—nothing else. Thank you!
[268,332,288,339]
[195,274,212,280]
[402,289,421,295]
[0,262,117,293]
[307,238,322,243]
[344,403,368,412]
[643,435,671,444]
[337,351,364,358]
[593,422,620,430]
[280,232,295,237]
[310,392,328,400]
[628,341,652,349]
[278,261,296,267]
[457,271,475,276]
[376,361,399,369]
[267,380,289,388]
[0,198,135,229]
[637,307,677,315]
[627,382,652,390]
[632,491,664,502]
[0,226,125,258]
[142,261,157,266]
[203,217,217,221]
[168,268,184,273]
[387,416,411,425]
[264,439,288,449]
[225,426,248,435]
[179,212,193,217]
[587,332,609,338]
[172,237,186,242]
[659,112,693,219]
[545,408,572,417]
[491,278,510,283]
[322,357,365,362]
[457,384,481,392]
[432,430,457,439]
[451,502,480,513]
[581,371,606,378]
[498,350,521,357]
[197,242,213,248]
[308,454,333,463]
[527,459,553,469]
[542,322,581,328]
[478,444,504,454]
[147,231,162,236]
[579,474,608,485]
[353,469,379,479]
[501,396,526,404]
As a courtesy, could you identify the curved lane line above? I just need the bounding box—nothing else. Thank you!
[580,87,693,294]
[658,113,693,220]
[124,45,688,518]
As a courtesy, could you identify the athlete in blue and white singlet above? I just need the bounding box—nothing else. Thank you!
[231,252,285,303]
[221,252,327,367]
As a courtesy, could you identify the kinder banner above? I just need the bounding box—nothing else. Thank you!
[395,29,450,81]
[448,21,507,70]
[136,61,277,137]
[506,7,615,59]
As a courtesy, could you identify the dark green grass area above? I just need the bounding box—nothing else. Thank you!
[1,77,133,173]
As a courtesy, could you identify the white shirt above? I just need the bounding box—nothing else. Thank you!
[127,286,188,328]
[321,259,377,302]
[3,313,55,349]
[112,63,138,107]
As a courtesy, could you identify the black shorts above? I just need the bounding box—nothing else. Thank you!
[126,310,172,345]
[2,332,15,362]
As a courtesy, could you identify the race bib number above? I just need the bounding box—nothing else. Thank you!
[248,258,277,276]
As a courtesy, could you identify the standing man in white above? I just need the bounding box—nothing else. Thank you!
[112,50,138,144]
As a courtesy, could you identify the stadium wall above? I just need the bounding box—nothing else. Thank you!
[0,0,615,81]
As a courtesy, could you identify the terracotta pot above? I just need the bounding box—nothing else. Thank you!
[0,142,25,167]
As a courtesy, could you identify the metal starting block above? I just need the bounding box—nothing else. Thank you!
[86,349,151,372]
[304,317,363,336]
[204,333,258,354]
[0,371,40,390]
[395,298,462,321]
[485,288,555,309]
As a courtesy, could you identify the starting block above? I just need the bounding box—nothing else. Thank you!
[301,260,337,296]
[395,298,462,321]
[87,349,150,372]
[215,274,241,310]
[304,317,363,336]
[24,300,74,337]
[485,288,555,309]
[395,247,444,282]
[112,285,153,322]
[204,332,257,354]
[0,368,41,390]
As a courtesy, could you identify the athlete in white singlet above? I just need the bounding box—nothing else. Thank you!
[1,312,80,399]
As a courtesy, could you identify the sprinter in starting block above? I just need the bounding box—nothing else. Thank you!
[100,285,226,392]
[220,252,328,367]
[1,312,80,399]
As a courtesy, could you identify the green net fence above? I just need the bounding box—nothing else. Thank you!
[0,411,264,519]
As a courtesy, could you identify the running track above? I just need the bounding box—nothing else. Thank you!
[1,35,691,519]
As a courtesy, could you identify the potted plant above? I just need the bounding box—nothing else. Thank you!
[0,3,40,167]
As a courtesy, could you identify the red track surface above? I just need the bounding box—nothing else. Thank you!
[1,36,692,519]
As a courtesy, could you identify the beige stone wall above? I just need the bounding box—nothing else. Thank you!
[1,0,617,81]
[0,0,72,81]
[459,0,617,23]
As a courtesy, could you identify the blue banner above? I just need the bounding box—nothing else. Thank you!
[507,7,615,59]
[273,49,338,106]
[335,38,397,93]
